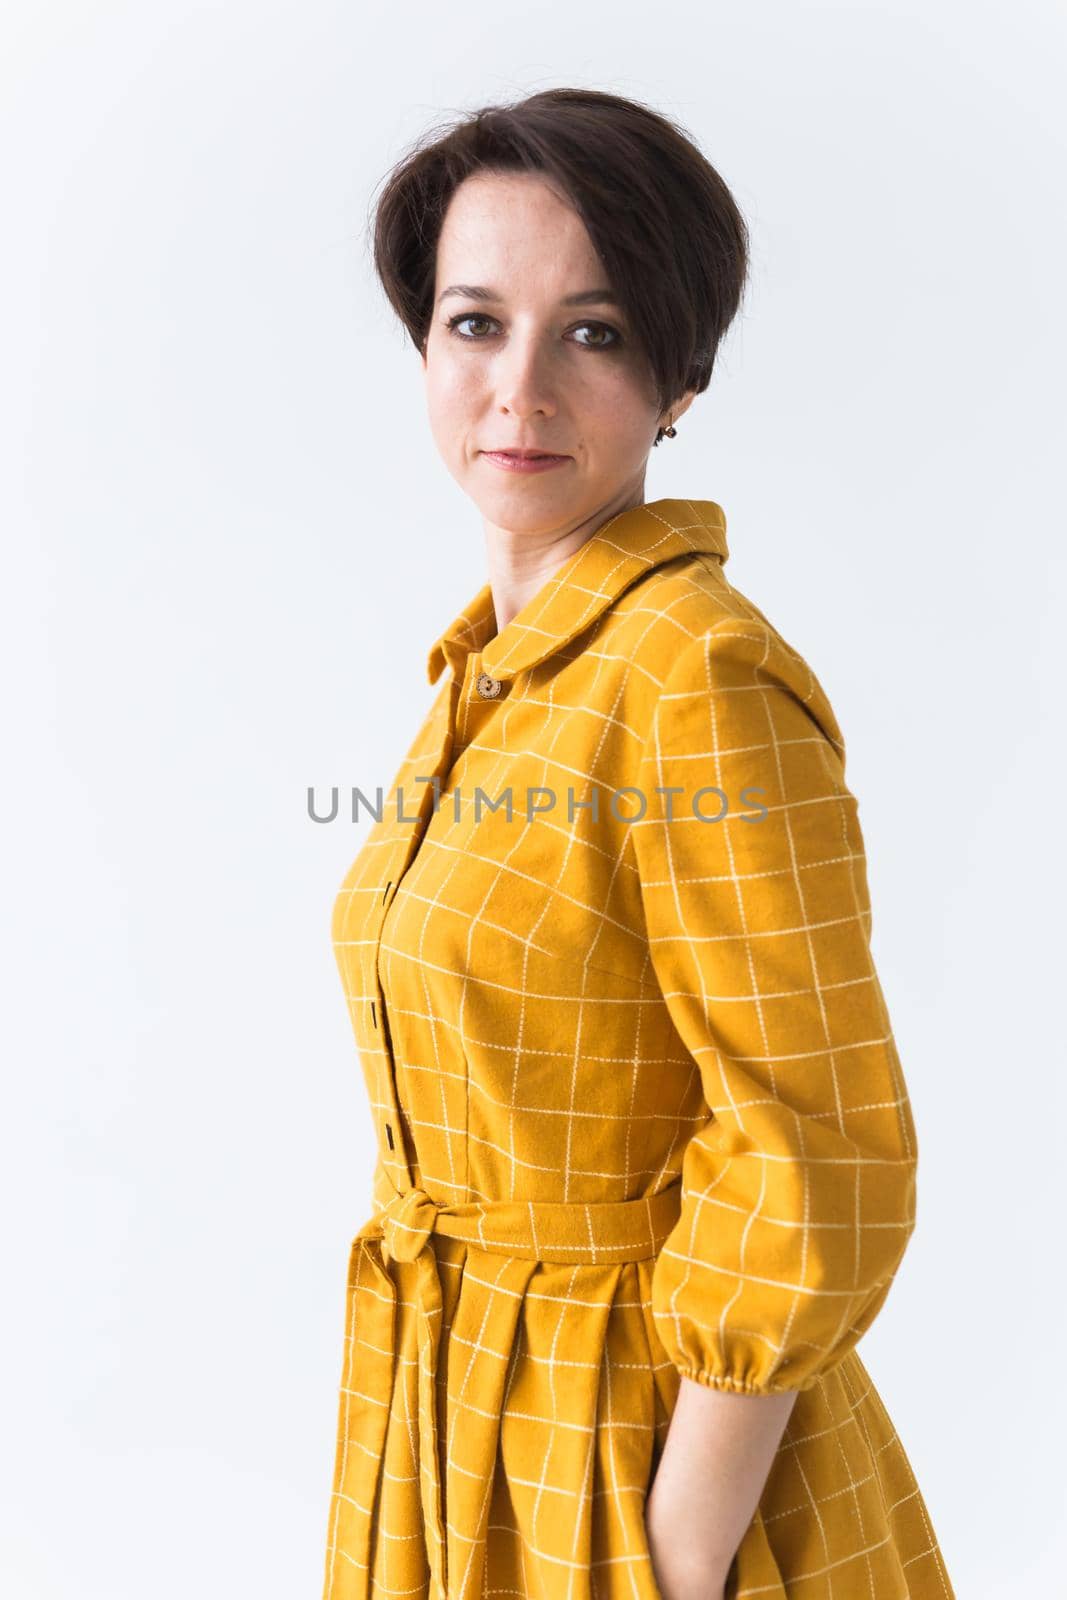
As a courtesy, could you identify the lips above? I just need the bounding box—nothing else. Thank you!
[479,447,573,475]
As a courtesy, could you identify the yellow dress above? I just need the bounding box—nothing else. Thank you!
[321,498,955,1599]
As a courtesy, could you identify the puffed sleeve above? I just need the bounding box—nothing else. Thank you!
[631,619,919,1395]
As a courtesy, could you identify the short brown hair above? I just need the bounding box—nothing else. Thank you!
[371,87,750,426]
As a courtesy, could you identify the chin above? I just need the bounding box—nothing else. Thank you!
[470,478,577,529]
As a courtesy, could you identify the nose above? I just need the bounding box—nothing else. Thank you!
[492,327,558,423]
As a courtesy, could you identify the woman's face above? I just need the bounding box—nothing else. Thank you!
[421,170,692,535]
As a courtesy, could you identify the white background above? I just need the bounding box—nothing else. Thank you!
[3,3,1064,1595]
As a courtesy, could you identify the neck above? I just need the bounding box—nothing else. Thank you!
[482,474,647,634]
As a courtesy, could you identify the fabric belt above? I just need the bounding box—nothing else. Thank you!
[323,1176,683,1600]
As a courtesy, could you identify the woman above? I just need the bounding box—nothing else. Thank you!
[322,88,954,1600]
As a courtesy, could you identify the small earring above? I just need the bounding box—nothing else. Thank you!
[664,417,677,438]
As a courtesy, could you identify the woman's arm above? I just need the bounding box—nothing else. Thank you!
[631,619,918,1396]
[645,1378,798,1597]
[629,616,919,1590]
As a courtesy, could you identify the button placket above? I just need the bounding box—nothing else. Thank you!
[369,650,507,1187]
[369,697,460,1188]
[450,653,508,769]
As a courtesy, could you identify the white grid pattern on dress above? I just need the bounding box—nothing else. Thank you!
[321,498,953,1599]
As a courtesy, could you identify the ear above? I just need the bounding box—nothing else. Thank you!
[658,387,698,431]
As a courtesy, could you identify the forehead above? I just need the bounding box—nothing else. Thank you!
[434,171,602,284]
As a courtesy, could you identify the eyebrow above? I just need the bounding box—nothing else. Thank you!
[436,284,621,308]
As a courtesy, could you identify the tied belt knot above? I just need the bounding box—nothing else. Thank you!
[379,1182,442,1264]
[325,1175,683,1600]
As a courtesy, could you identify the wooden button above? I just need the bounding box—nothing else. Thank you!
[476,671,503,699]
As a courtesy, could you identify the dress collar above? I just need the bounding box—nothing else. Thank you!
[425,497,729,686]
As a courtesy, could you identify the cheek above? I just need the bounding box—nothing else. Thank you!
[425,346,482,423]
[578,368,656,446]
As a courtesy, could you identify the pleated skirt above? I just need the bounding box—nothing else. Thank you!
[324,1232,954,1599]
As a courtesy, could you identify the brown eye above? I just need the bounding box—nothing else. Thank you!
[447,313,496,339]
[571,322,621,349]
